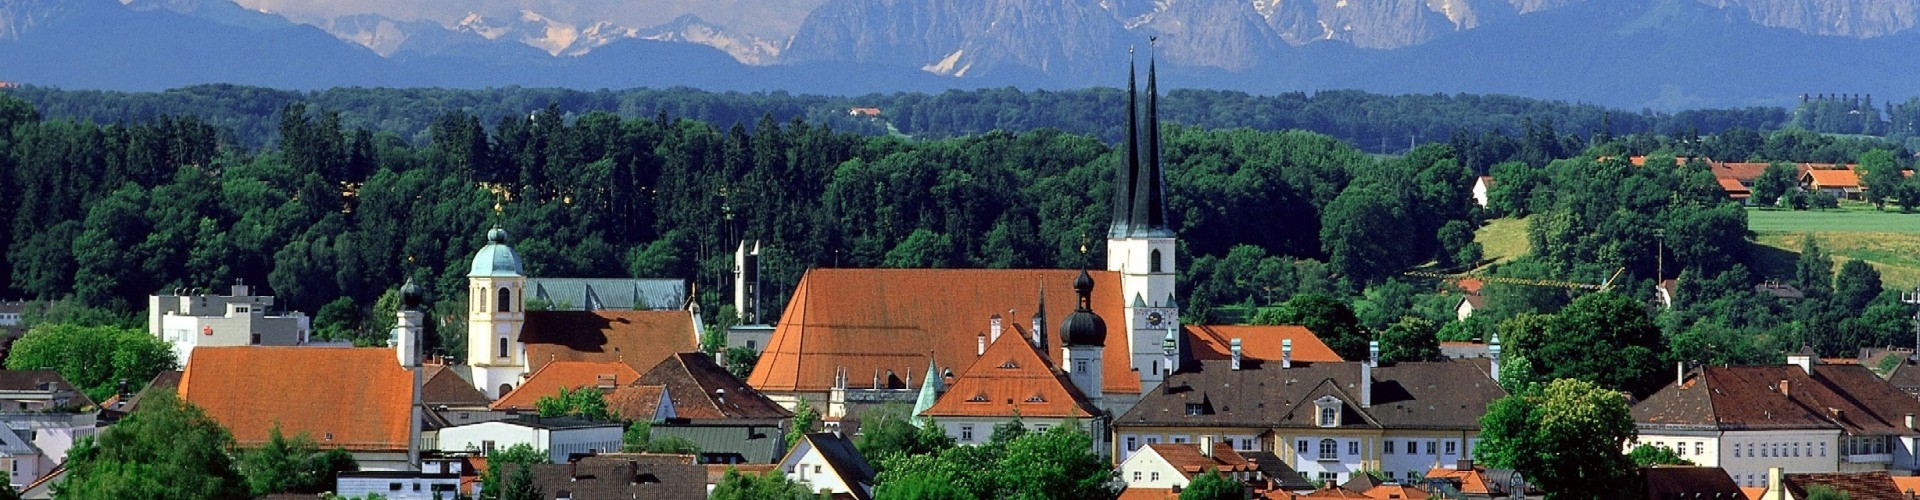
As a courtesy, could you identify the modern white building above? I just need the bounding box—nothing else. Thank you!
[148,282,310,363]
[435,416,623,464]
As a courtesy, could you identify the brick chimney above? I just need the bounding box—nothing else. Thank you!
[989,314,1003,344]
[1282,339,1293,369]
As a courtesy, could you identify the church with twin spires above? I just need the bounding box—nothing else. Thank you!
[746,59,1341,422]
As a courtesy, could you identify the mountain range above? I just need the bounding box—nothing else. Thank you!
[1,0,1917,109]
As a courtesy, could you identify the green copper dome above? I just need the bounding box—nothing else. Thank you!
[468,228,524,277]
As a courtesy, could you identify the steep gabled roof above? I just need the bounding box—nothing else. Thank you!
[1117,360,1501,430]
[1143,442,1257,477]
[528,454,706,500]
[1712,162,1771,182]
[420,365,490,408]
[491,361,640,411]
[179,347,412,450]
[1634,364,1920,435]
[520,310,699,374]
[1803,168,1861,188]
[1642,466,1743,499]
[748,269,1138,395]
[921,332,1097,419]
[641,353,790,421]
[788,432,876,499]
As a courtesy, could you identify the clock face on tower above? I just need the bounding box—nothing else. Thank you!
[1145,310,1166,327]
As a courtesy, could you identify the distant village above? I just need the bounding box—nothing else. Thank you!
[2,79,1919,500]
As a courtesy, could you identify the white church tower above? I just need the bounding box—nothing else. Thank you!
[468,227,528,399]
[1106,52,1179,390]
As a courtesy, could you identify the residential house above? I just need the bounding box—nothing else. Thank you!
[490,361,640,412]
[778,432,876,500]
[336,453,475,500]
[436,414,623,464]
[148,282,311,363]
[1761,469,1908,500]
[527,453,707,500]
[1118,440,1262,493]
[607,384,674,423]
[1424,465,1531,499]
[0,371,95,490]
[1632,354,1920,488]
[1472,176,1495,208]
[97,370,181,424]
[178,346,417,470]
[460,228,701,399]
[1801,168,1862,200]
[639,353,793,464]
[1115,341,1506,486]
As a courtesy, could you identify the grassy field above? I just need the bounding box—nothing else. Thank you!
[1472,210,1920,289]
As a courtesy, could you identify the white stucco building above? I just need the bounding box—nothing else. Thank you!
[435,416,623,464]
[149,282,310,363]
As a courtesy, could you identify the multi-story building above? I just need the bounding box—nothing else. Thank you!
[148,282,310,363]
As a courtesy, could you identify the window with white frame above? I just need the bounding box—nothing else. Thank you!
[1315,396,1342,427]
[1297,440,1308,453]
[1319,439,1338,461]
[1695,442,1704,455]
[1384,440,1395,455]
[1445,440,1457,456]
[1348,441,1359,455]
[960,425,974,442]
[1126,436,1139,452]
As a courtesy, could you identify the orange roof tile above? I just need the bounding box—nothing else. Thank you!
[1144,442,1257,478]
[521,310,698,374]
[1803,168,1861,188]
[749,269,1140,395]
[1717,178,1751,196]
[923,332,1098,419]
[1713,162,1771,182]
[1362,485,1431,500]
[1305,485,1369,497]
[608,384,668,421]
[1890,477,1920,497]
[1117,488,1180,500]
[490,361,640,411]
[1740,487,1766,500]
[1187,325,1341,363]
[179,347,412,451]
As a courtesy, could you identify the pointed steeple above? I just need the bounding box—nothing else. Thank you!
[911,355,942,428]
[1031,282,1048,351]
[1128,50,1171,237]
[1112,48,1140,238]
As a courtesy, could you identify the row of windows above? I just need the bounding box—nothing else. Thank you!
[473,286,517,313]
[1123,436,1258,452]
[1297,438,1468,459]
[959,423,1051,442]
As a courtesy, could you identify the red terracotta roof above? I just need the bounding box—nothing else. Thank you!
[642,353,791,421]
[1635,364,1920,434]
[922,332,1097,419]
[1713,162,1771,182]
[1803,168,1861,189]
[521,310,699,374]
[1187,325,1342,363]
[1116,488,1180,500]
[749,269,1140,395]
[1305,485,1369,498]
[607,384,668,421]
[1144,442,1257,478]
[1740,487,1765,500]
[491,361,640,411]
[1361,485,1430,500]
[1455,278,1483,295]
[1786,472,1906,500]
[179,347,412,450]
[1717,178,1751,197]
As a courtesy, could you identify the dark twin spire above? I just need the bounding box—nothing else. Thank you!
[1110,46,1172,239]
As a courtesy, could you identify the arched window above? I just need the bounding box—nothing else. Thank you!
[499,384,513,397]
[497,287,512,313]
[1319,439,1338,460]
[476,288,486,312]
[498,337,508,359]
[1150,249,1163,273]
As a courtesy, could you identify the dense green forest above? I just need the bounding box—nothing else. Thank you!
[4,85,1787,156]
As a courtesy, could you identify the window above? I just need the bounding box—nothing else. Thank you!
[1076,360,1088,373]
[1822,442,1827,456]
[815,465,822,474]
[250,333,261,345]
[1146,436,1160,445]
[1696,442,1704,456]
[1151,472,1160,482]
[1126,436,1139,452]
[1150,249,1163,273]
[1348,441,1359,455]
[1734,444,1741,457]
[1133,471,1141,482]
[498,287,513,312]
[1239,439,1255,451]
[498,337,509,358]
[483,441,495,455]
[389,483,402,491]
[1445,440,1457,456]
[1172,436,1188,444]
[1384,440,1395,455]
[1384,471,1395,481]
[1151,361,1159,375]
[1297,440,1308,453]
[961,425,974,442]
[1319,439,1338,461]
[1678,444,1687,457]
[1036,425,1049,433]
[478,288,487,312]
[746,340,756,350]
[1319,472,1337,482]
[1425,441,1434,455]
[1320,406,1338,427]
[1186,403,1205,416]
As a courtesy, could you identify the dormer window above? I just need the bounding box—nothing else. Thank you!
[1315,395,1342,427]
[967,394,989,402]
[1026,394,1045,403]
[999,360,1018,369]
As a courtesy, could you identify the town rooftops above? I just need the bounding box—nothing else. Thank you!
[642,352,791,421]
[608,384,670,421]
[0,370,94,409]
[1185,325,1340,363]
[1642,466,1744,499]
[1634,364,1920,435]
[921,331,1098,420]
[1144,441,1258,477]
[785,432,876,499]
[526,278,686,311]
[1802,167,1862,188]
[420,365,491,408]
[749,268,1140,395]
[1117,359,1503,430]
[178,346,412,450]
[1785,471,1907,500]
[520,310,698,374]
[530,454,706,500]
[491,361,640,411]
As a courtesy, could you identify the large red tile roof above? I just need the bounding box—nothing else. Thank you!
[1187,325,1341,363]
[491,361,640,411]
[521,310,699,374]
[922,333,1097,419]
[1786,472,1906,500]
[1803,168,1861,189]
[749,269,1140,395]
[179,347,412,451]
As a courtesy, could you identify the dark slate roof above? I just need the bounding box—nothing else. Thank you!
[1786,472,1907,500]
[1886,360,1920,394]
[528,454,706,500]
[1239,451,1314,491]
[650,422,786,464]
[1634,364,1920,434]
[0,370,95,408]
[795,433,875,500]
[1116,360,1504,430]
[641,353,792,422]
[1642,466,1745,499]
[527,278,687,311]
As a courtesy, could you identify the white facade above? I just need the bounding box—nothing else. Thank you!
[779,439,867,499]
[1116,433,1261,462]
[1108,235,1178,394]
[335,472,461,499]
[468,275,527,400]
[1472,176,1493,208]
[1634,429,1839,488]
[150,285,310,363]
[435,419,622,464]
[1118,446,1193,489]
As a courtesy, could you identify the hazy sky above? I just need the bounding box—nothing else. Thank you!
[231,0,826,36]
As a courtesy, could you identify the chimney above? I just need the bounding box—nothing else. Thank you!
[989,314,1003,343]
[977,333,987,356]
[1230,338,1243,371]
[1362,341,1377,408]
[1488,334,1502,383]
[569,460,578,480]
[1282,339,1293,369]
[1200,435,1214,458]
[1907,414,1914,430]
[1779,379,1790,398]
[1677,361,1685,387]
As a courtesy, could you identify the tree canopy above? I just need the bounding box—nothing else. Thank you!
[57,390,249,500]
[4,322,176,402]
[1477,378,1638,500]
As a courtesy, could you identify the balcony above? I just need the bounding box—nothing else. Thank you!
[1843,453,1893,464]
